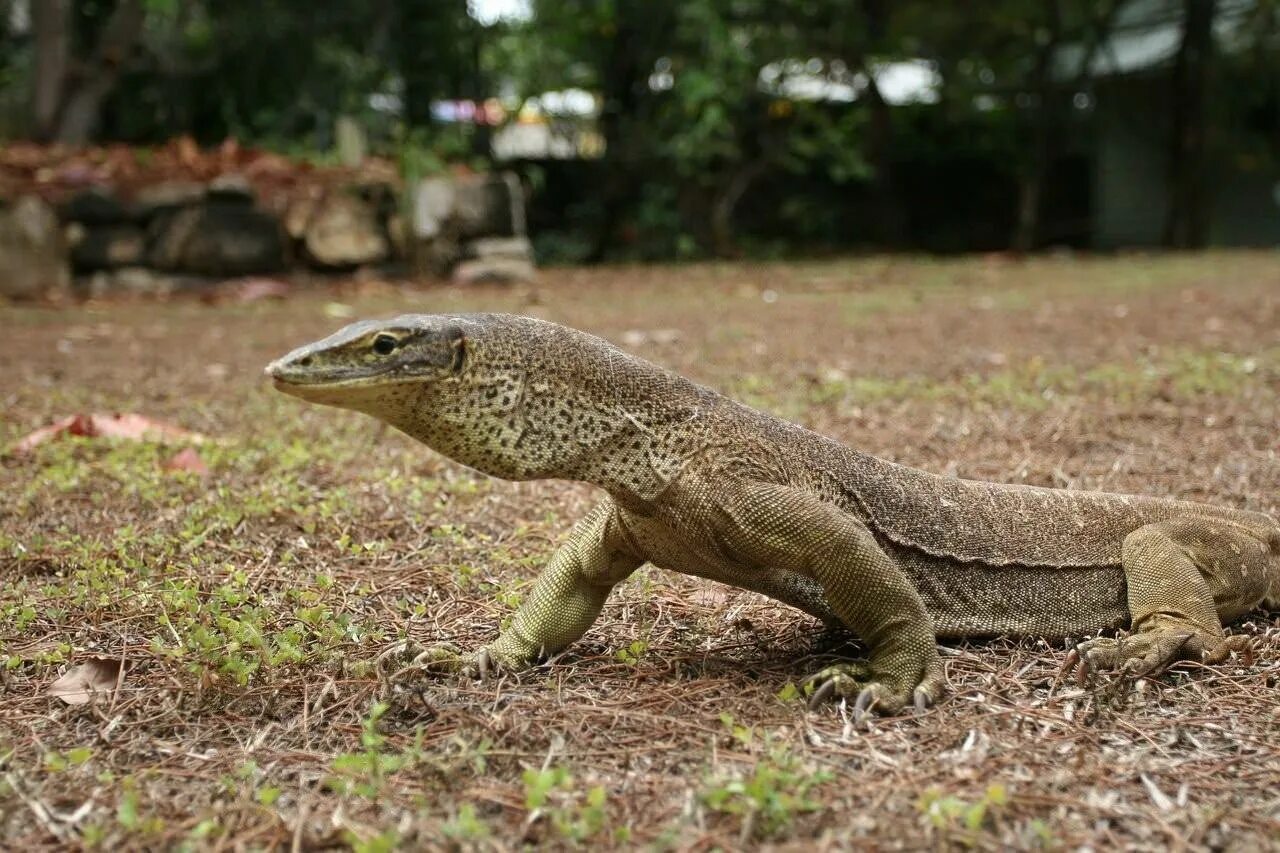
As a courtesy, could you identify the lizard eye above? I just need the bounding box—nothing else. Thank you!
[372,334,398,356]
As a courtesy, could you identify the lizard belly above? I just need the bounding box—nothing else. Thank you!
[887,543,1129,640]
[617,511,838,624]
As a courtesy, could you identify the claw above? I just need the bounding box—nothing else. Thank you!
[854,687,878,715]
[476,647,493,679]
[913,687,931,714]
[807,679,837,710]
[1051,648,1081,692]
[1205,634,1254,666]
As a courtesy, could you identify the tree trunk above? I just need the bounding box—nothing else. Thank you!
[396,0,471,130]
[1012,157,1046,253]
[709,158,768,257]
[1011,0,1064,254]
[52,0,145,144]
[1164,0,1215,248]
[857,0,905,246]
[589,0,674,261]
[31,0,70,141]
[862,69,905,246]
[589,0,647,260]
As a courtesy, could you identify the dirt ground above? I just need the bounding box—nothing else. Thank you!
[2,252,1278,851]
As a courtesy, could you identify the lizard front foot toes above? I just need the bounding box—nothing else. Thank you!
[376,640,467,682]
[375,640,536,699]
[805,660,943,720]
[459,642,538,681]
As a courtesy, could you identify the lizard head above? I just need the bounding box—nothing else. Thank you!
[266,315,469,407]
[267,313,601,481]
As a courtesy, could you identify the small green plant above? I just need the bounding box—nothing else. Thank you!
[441,802,491,841]
[701,746,832,839]
[112,778,166,837]
[614,639,648,665]
[917,783,1010,845]
[345,829,400,853]
[326,702,422,798]
[522,765,614,843]
[717,712,756,747]
[43,746,93,771]
[775,682,801,703]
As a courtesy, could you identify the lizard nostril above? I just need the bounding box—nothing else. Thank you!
[298,356,313,367]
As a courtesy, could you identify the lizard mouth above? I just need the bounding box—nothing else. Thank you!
[265,358,382,395]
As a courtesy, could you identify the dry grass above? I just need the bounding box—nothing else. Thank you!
[1,251,1279,851]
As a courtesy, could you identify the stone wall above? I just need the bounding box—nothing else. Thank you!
[0,142,533,300]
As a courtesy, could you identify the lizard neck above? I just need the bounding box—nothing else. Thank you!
[555,405,707,506]
[536,373,716,504]
[381,340,716,501]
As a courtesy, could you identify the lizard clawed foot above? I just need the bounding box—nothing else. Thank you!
[375,639,468,683]
[375,639,531,685]
[460,644,531,680]
[805,660,943,722]
[1070,627,1254,684]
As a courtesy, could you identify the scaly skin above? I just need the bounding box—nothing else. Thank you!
[267,314,1280,715]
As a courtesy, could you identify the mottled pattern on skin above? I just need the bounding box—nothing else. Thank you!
[267,313,1280,714]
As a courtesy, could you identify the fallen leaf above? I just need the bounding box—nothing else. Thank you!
[48,657,123,705]
[234,277,291,302]
[163,447,210,475]
[8,413,206,455]
[201,277,292,305]
[8,415,80,455]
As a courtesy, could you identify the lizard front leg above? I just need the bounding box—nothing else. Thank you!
[477,498,645,673]
[714,482,944,716]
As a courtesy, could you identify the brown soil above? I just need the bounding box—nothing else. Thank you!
[1,252,1278,850]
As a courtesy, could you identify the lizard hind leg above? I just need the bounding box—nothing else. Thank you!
[1076,518,1270,679]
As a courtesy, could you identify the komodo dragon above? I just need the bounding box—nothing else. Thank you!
[266,313,1280,716]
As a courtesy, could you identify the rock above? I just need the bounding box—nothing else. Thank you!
[149,201,285,276]
[206,173,255,204]
[416,236,462,277]
[410,172,529,277]
[0,196,70,299]
[452,257,535,284]
[88,267,175,298]
[61,188,134,225]
[453,172,525,238]
[69,224,147,271]
[411,171,526,240]
[467,236,534,261]
[386,213,410,259]
[282,192,321,240]
[412,177,456,239]
[302,193,388,268]
[134,181,206,218]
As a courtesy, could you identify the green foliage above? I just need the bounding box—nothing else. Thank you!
[728,345,1280,421]
[441,802,492,841]
[701,744,833,840]
[614,639,648,665]
[327,702,424,799]
[522,765,615,843]
[917,784,1012,845]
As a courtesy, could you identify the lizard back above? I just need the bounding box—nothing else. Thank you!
[827,443,1255,568]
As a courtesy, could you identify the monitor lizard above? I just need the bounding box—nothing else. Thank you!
[266,313,1279,716]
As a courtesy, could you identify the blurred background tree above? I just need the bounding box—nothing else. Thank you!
[0,0,1276,259]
